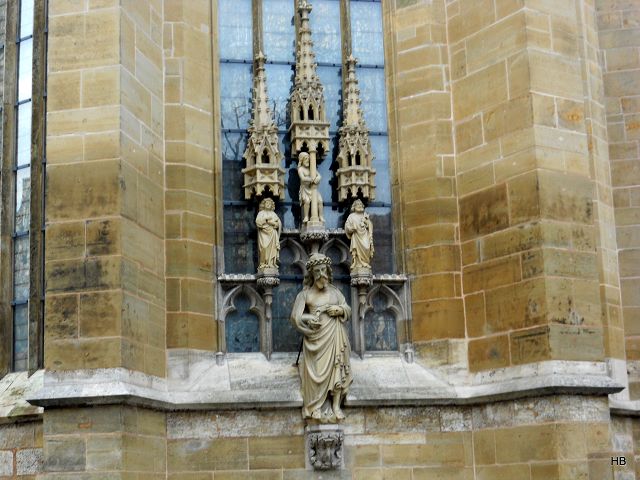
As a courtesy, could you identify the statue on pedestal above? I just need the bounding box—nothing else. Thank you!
[290,253,352,422]
[298,152,325,225]
[256,198,282,271]
[345,199,374,272]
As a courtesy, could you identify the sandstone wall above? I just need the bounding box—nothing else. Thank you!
[0,421,42,479]
[598,0,640,398]
[45,0,166,377]
[385,0,465,367]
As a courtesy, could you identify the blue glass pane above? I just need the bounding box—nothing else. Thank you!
[265,64,294,130]
[13,236,30,302]
[223,204,256,273]
[357,67,387,132]
[226,293,260,352]
[308,0,341,65]
[220,63,253,130]
[364,297,398,351]
[13,303,28,371]
[17,102,32,167]
[350,2,384,66]
[18,39,33,102]
[272,280,302,352]
[222,132,247,202]
[222,132,246,162]
[317,66,342,132]
[20,0,34,38]
[263,0,295,63]
[15,168,31,234]
[218,0,252,61]
[368,206,393,272]
[370,135,391,204]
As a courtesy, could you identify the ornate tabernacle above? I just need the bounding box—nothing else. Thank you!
[290,0,330,229]
[242,52,285,200]
[336,55,376,201]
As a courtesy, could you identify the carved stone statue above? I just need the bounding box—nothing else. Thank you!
[297,152,325,225]
[345,199,374,271]
[256,198,281,270]
[290,253,352,422]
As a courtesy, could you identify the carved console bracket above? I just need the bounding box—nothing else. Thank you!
[306,424,344,471]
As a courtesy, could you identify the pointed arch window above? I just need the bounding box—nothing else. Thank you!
[217,0,399,355]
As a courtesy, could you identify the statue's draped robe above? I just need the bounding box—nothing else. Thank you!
[256,210,280,268]
[290,285,353,418]
[345,212,372,269]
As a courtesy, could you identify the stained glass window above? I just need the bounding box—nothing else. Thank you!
[218,0,395,353]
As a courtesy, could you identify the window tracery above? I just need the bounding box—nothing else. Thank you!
[217,0,410,359]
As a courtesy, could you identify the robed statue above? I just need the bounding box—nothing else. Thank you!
[290,253,352,422]
[297,152,325,224]
[344,199,374,271]
[256,197,281,270]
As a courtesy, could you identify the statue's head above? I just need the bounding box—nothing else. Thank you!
[299,151,310,167]
[304,253,333,289]
[351,199,365,213]
[259,197,275,211]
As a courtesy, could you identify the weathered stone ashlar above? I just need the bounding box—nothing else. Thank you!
[242,52,285,200]
[290,254,353,424]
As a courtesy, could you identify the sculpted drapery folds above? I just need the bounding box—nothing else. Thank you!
[290,254,353,422]
[345,199,374,271]
[256,198,282,270]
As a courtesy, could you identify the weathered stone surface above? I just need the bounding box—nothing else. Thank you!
[0,450,13,475]
[17,448,44,475]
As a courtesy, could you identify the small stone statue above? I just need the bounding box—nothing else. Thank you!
[344,199,374,271]
[256,197,281,270]
[297,152,325,225]
[290,253,352,422]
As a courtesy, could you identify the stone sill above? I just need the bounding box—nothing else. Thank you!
[25,352,623,412]
[0,371,43,424]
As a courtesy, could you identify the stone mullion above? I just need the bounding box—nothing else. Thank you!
[0,0,18,375]
[28,0,46,374]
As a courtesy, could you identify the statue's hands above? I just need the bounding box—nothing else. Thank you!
[327,305,343,317]
[313,175,320,185]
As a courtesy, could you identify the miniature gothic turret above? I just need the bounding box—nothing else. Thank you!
[242,52,285,200]
[336,55,376,201]
[289,0,330,158]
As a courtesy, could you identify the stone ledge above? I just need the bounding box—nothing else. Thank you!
[26,352,623,411]
[610,399,640,417]
[0,371,43,424]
